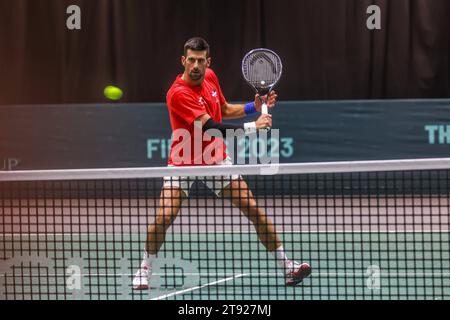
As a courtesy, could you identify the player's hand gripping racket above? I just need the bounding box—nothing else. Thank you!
[242,48,283,124]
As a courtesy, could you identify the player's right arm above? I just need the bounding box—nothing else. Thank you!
[171,90,271,135]
[221,92,278,120]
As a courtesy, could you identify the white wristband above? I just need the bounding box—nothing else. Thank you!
[244,121,257,134]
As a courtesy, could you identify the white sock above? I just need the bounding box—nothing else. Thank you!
[273,246,290,270]
[142,251,156,268]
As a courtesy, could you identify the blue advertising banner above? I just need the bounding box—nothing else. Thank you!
[1,100,450,170]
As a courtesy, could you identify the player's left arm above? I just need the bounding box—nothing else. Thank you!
[221,91,278,120]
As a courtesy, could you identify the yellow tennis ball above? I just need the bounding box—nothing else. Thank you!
[104,85,123,101]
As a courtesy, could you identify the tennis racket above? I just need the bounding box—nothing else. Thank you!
[241,48,283,115]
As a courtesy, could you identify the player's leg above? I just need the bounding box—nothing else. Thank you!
[146,187,185,254]
[220,178,311,286]
[133,187,186,290]
[221,178,280,251]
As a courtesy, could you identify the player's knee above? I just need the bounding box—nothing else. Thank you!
[160,188,184,207]
[246,209,266,224]
[155,213,177,228]
[161,197,181,209]
[234,195,257,210]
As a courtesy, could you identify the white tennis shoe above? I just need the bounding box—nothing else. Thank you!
[132,264,151,290]
[285,261,311,286]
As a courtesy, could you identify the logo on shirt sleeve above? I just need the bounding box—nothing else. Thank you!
[211,91,219,105]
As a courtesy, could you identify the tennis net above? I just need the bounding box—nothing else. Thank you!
[0,158,449,300]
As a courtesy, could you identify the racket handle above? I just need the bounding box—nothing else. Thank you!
[261,102,270,130]
[261,103,268,115]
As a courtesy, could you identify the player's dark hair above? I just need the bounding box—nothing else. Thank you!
[184,37,210,56]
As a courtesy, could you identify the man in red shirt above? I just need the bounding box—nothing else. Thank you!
[133,37,311,290]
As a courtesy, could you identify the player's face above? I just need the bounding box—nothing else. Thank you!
[182,49,211,83]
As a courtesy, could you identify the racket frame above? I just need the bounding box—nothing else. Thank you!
[241,48,283,115]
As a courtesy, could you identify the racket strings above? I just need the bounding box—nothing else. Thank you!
[242,51,282,90]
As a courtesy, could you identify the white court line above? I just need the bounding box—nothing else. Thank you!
[2,273,278,277]
[314,272,450,277]
[149,273,248,300]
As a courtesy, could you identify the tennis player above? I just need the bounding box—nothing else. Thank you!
[133,37,311,289]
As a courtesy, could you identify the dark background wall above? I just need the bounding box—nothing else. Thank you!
[0,0,449,105]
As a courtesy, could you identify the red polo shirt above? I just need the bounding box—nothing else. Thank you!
[166,68,228,166]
